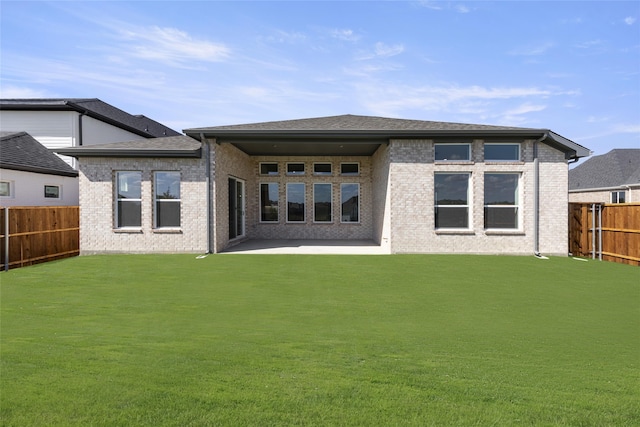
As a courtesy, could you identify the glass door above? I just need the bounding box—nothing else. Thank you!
[228,178,245,239]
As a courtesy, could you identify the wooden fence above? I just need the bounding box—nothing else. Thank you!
[1,206,79,271]
[569,203,640,266]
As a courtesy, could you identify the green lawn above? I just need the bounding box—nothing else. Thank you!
[1,254,638,426]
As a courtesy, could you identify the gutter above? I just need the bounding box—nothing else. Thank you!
[533,132,548,257]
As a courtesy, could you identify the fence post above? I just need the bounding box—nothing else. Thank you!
[4,207,8,272]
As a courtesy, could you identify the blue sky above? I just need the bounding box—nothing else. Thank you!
[1,1,639,158]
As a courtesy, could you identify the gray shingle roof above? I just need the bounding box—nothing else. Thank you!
[54,135,202,158]
[0,98,181,138]
[0,131,78,177]
[569,149,640,190]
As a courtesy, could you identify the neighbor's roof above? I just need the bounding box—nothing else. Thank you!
[184,114,590,158]
[569,149,640,191]
[0,98,181,139]
[0,131,78,177]
[54,135,202,158]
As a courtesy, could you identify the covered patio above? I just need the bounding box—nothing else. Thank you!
[220,239,388,255]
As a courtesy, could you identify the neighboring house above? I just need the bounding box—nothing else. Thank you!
[0,98,181,168]
[1,131,78,206]
[569,149,640,203]
[55,114,590,256]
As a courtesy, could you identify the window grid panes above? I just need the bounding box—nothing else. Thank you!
[44,185,60,199]
[485,144,520,161]
[484,173,519,229]
[611,191,626,203]
[314,183,332,222]
[287,183,305,222]
[260,183,279,222]
[115,171,142,228]
[435,144,471,161]
[435,173,470,228]
[154,172,181,228]
[341,183,359,223]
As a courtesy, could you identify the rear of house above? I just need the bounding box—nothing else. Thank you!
[57,115,590,256]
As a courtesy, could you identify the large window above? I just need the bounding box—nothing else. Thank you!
[260,183,279,222]
[287,183,305,222]
[341,183,359,223]
[484,173,519,229]
[611,191,626,204]
[115,171,142,228]
[154,172,181,228]
[435,173,470,228]
[314,183,332,222]
[485,144,520,161]
[435,144,471,161]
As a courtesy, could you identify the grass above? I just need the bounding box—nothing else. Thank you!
[1,254,638,426]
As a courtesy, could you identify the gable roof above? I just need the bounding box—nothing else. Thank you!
[0,98,181,139]
[184,114,590,158]
[569,149,640,191]
[0,131,78,177]
[54,135,202,158]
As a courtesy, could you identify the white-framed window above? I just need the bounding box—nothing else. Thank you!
[485,143,520,161]
[115,171,142,228]
[154,171,181,228]
[260,163,279,175]
[341,183,359,223]
[340,163,359,176]
[435,143,471,161]
[287,163,305,175]
[435,173,470,229]
[313,163,332,176]
[0,181,12,198]
[44,185,61,199]
[314,183,332,223]
[260,183,279,222]
[484,173,520,229]
[286,183,305,222]
[611,191,626,204]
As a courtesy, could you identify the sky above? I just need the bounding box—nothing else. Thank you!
[1,1,639,159]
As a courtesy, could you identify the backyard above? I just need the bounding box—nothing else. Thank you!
[1,254,638,426]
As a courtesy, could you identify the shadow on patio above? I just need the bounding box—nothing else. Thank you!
[221,239,388,255]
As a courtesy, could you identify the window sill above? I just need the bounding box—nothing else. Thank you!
[435,229,475,235]
[485,230,525,235]
[434,161,474,165]
[113,228,143,234]
[153,228,182,234]
[485,161,525,165]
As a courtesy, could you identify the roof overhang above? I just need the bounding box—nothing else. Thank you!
[54,147,202,158]
[0,163,78,177]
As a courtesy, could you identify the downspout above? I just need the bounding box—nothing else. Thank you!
[201,133,213,254]
[533,132,548,257]
[78,112,85,146]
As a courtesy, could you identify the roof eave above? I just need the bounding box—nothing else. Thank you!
[0,163,79,177]
[54,148,202,159]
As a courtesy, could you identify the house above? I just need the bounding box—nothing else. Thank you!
[0,98,181,169]
[55,114,590,256]
[569,149,640,203]
[1,131,79,206]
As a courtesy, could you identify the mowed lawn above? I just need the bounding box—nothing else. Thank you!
[1,254,638,426]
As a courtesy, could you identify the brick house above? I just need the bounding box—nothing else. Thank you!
[56,115,590,255]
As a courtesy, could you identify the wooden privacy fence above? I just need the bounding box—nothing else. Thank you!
[569,203,640,266]
[1,206,79,271]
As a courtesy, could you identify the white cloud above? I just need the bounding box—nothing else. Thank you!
[264,29,307,44]
[330,29,360,42]
[509,42,555,56]
[456,5,471,13]
[374,42,404,58]
[503,103,547,116]
[0,85,50,98]
[624,16,636,25]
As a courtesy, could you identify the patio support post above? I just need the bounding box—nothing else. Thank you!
[533,132,547,256]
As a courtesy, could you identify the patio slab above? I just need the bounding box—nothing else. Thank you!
[221,239,388,255]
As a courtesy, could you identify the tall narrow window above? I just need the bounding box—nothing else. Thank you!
[154,172,181,228]
[314,183,332,222]
[435,173,470,228]
[260,183,279,222]
[287,183,305,222]
[435,144,471,161]
[341,183,359,223]
[115,171,142,228]
[484,173,519,229]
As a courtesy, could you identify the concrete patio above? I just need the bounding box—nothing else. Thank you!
[221,239,388,255]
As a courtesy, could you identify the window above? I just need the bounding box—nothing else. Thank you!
[341,183,359,223]
[0,181,11,197]
[435,143,471,161]
[485,144,520,161]
[611,191,626,204]
[314,183,332,222]
[435,173,470,229]
[484,173,519,229]
[260,163,278,175]
[260,183,279,222]
[340,163,359,176]
[44,185,60,199]
[287,163,305,175]
[314,163,332,175]
[154,172,181,228]
[287,183,305,222]
[115,171,142,228]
